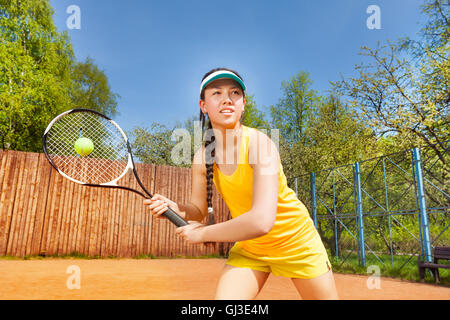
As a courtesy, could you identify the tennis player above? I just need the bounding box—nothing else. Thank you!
[144,68,339,300]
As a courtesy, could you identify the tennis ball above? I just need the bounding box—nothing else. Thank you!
[74,137,94,156]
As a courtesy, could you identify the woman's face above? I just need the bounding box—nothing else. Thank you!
[199,78,245,129]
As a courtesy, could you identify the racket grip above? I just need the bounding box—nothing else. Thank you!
[163,208,188,227]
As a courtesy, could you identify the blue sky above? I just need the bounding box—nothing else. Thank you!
[49,0,426,133]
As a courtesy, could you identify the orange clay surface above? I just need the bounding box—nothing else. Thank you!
[0,259,448,300]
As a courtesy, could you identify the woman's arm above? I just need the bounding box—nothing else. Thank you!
[144,146,208,222]
[177,130,279,243]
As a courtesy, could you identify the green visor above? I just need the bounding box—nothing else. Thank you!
[200,70,246,96]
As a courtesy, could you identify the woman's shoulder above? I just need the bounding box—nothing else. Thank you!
[246,126,277,152]
[246,126,280,170]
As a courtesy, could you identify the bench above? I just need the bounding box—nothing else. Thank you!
[418,246,450,283]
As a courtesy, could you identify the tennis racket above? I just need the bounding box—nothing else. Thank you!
[42,108,188,227]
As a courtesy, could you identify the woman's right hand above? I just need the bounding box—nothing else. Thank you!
[143,194,185,220]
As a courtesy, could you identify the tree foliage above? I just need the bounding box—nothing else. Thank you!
[241,94,270,130]
[70,57,119,118]
[0,0,74,151]
[0,0,119,152]
[333,0,449,157]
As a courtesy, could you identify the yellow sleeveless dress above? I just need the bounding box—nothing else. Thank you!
[213,125,331,279]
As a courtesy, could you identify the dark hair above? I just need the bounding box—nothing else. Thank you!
[199,67,244,225]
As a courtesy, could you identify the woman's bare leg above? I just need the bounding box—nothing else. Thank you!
[215,264,270,300]
[291,270,339,300]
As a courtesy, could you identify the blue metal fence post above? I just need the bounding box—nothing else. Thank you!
[310,173,318,228]
[413,148,432,262]
[354,162,366,267]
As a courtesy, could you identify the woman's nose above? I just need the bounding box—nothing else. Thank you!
[222,95,232,104]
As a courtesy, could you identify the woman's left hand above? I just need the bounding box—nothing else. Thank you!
[175,221,207,244]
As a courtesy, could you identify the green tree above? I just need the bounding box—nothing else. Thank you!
[70,57,120,118]
[0,0,120,152]
[130,123,180,166]
[241,94,270,130]
[270,71,319,146]
[0,0,74,151]
[333,0,449,158]
[332,0,449,212]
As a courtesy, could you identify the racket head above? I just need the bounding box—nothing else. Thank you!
[43,109,133,186]
[43,108,188,227]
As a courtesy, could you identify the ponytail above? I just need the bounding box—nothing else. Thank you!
[200,110,216,225]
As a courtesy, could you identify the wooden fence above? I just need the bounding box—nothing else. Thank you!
[0,150,233,258]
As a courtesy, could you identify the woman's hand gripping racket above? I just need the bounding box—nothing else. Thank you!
[42,108,188,228]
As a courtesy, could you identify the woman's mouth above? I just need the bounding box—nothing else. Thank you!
[220,108,234,115]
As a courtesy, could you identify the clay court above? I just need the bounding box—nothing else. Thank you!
[0,258,448,300]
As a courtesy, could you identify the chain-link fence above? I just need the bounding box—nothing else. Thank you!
[295,141,449,281]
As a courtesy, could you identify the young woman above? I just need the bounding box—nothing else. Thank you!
[144,68,339,300]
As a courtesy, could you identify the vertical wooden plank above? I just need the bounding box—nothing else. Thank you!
[9,152,25,256]
[187,167,193,257]
[95,186,104,257]
[88,186,100,256]
[19,152,39,256]
[67,182,81,255]
[155,165,162,257]
[111,186,121,258]
[134,163,145,257]
[108,185,119,257]
[150,165,158,256]
[133,164,142,257]
[175,168,183,256]
[77,186,89,255]
[164,166,171,257]
[7,151,27,256]
[58,176,72,255]
[154,165,165,256]
[175,167,184,256]
[109,191,120,256]
[99,187,111,257]
[7,152,24,256]
[0,149,4,192]
[72,183,84,254]
[31,154,52,256]
[121,171,132,257]
[180,167,188,255]
[116,183,126,257]
[151,165,159,256]
[45,171,59,255]
[166,166,174,257]
[24,153,45,255]
[144,163,155,256]
[48,171,65,255]
[55,175,71,255]
[126,170,137,257]
[87,186,98,257]
[37,156,54,255]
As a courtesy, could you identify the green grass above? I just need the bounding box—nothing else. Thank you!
[330,252,450,286]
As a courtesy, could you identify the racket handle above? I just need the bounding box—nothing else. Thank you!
[163,207,188,227]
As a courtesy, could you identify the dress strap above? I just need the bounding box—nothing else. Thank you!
[239,125,250,166]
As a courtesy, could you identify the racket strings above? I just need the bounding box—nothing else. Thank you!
[45,111,129,185]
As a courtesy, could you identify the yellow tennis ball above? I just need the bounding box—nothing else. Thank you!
[74,137,94,156]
